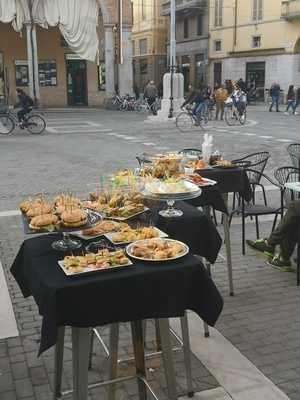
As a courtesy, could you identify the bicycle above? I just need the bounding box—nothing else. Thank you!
[0,106,46,135]
[224,101,247,126]
[176,104,208,133]
[135,98,160,114]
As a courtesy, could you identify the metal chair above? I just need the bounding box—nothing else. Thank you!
[274,166,300,214]
[287,143,300,169]
[230,169,281,255]
[232,151,270,206]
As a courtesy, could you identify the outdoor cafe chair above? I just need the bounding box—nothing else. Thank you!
[274,166,300,214]
[230,169,281,255]
[232,151,270,207]
[287,143,300,169]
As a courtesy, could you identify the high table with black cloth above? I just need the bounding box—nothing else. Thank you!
[11,231,223,400]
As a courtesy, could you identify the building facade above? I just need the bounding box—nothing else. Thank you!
[0,0,133,107]
[209,0,300,100]
[162,0,209,92]
[132,0,168,92]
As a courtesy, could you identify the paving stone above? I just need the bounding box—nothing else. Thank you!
[15,378,34,398]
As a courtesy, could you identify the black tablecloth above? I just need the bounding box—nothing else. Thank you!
[195,167,252,201]
[131,201,222,264]
[187,185,228,214]
[11,235,224,355]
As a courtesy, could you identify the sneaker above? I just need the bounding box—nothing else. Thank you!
[267,255,292,271]
[284,112,289,115]
[295,112,299,115]
[246,239,274,257]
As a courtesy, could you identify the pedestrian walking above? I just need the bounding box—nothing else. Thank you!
[214,84,228,120]
[144,80,158,115]
[269,82,281,112]
[284,85,296,115]
[293,87,300,115]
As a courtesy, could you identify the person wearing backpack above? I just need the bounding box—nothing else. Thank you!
[15,88,34,128]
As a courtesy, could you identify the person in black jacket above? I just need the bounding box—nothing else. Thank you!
[15,88,34,127]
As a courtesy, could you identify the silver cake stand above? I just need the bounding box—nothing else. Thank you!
[142,188,202,218]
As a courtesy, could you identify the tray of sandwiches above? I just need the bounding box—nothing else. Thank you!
[83,191,149,220]
[72,220,129,240]
[58,249,132,276]
[105,225,168,245]
[126,238,189,262]
[20,194,102,234]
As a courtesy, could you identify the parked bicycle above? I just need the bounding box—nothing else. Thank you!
[135,97,160,114]
[224,100,247,126]
[0,106,46,135]
[176,105,209,132]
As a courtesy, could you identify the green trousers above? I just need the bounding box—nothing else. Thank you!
[268,200,300,260]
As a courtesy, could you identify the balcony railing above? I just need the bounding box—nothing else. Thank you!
[161,0,206,16]
[281,0,300,20]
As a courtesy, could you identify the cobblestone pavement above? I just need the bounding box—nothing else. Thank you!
[1,106,300,399]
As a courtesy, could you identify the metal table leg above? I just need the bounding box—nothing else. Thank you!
[131,320,148,400]
[108,323,120,400]
[54,326,65,399]
[222,193,234,296]
[180,313,194,397]
[72,327,91,400]
[157,318,178,400]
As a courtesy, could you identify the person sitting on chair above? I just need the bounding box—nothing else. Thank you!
[247,200,300,270]
[15,88,34,128]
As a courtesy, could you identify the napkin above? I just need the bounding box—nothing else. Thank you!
[202,133,213,163]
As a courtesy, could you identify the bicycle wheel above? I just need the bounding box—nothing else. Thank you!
[176,112,194,132]
[26,114,46,134]
[239,110,247,125]
[225,107,238,126]
[0,115,15,134]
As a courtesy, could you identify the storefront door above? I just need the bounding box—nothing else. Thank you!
[66,59,88,106]
[246,62,265,101]
[213,62,222,88]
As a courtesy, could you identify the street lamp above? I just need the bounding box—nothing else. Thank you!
[168,0,176,118]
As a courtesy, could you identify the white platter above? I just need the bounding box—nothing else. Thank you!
[105,227,168,245]
[188,177,217,187]
[126,238,189,262]
[145,181,199,198]
[58,259,133,277]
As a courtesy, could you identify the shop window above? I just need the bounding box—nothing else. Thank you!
[252,35,261,48]
[15,60,57,87]
[214,0,223,27]
[195,54,205,88]
[15,60,29,87]
[253,0,263,21]
[197,15,203,36]
[39,60,57,86]
[183,18,189,39]
[214,40,222,52]
[140,59,148,75]
[98,62,106,91]
[139,39,147,55]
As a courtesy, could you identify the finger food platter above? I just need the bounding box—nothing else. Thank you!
[58,249,133,277]
[72,220,129,240]
[186,174,217,187]
[105,226,168,245]
[126,238,189,262]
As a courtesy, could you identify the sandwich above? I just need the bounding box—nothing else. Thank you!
[60,209,87,228]
[29,214,58,231]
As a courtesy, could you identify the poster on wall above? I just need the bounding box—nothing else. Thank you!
[15,60,29,86]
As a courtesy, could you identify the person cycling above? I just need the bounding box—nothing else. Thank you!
[182,85,205,124]
[232,85,247,116]
[15,88,34,128]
